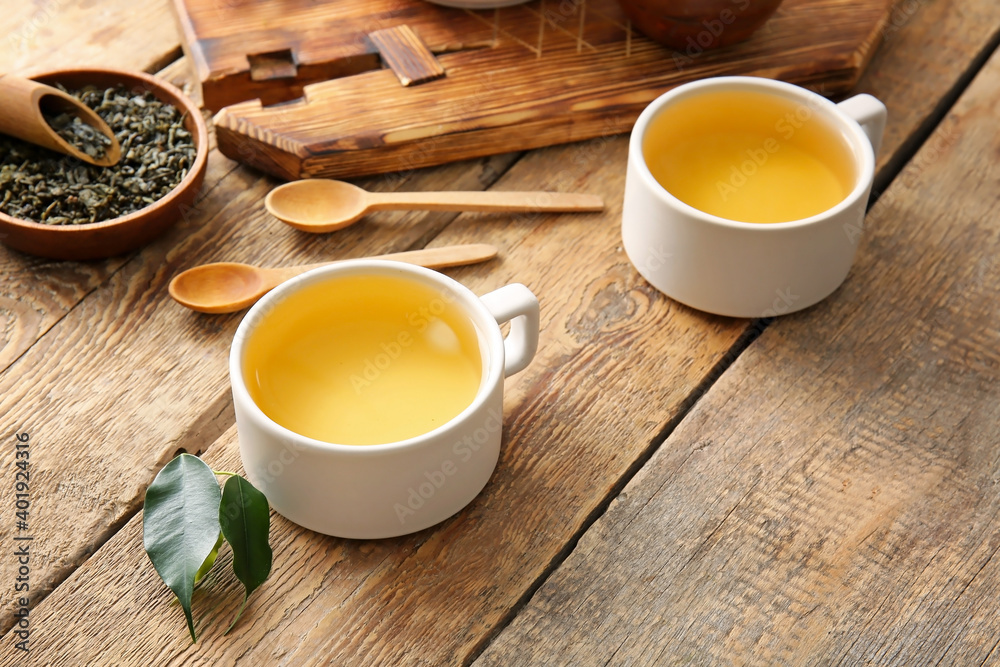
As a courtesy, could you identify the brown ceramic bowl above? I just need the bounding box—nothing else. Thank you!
[0,68,208,261]
[617,0,785,51]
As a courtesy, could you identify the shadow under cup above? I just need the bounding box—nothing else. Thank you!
[622,77,885,318]
[229,261,538,539]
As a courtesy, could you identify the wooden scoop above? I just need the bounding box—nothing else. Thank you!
[265,179,605,233]
[0,73,121,167]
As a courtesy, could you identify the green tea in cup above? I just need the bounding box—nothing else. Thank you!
[242,273,483,445]
[642,88,857,223]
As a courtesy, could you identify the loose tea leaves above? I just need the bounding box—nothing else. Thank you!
[0,83,196,225]
[43,111,112,160]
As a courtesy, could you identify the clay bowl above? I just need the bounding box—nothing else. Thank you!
[0,68,208,261]
[617,0,785,51]
[422,0,528,8]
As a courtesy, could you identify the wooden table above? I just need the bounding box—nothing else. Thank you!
[2,1,1000,664]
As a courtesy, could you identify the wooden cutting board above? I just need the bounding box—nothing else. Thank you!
[172,0,895,180]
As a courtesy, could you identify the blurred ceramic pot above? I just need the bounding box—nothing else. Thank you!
[617,0,785,51]
[423,0,530,8]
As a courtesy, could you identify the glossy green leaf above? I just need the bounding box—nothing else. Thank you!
[194,532,224,586]
[142,454,222,642]
[219,474,272,633]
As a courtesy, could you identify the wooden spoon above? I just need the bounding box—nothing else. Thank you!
[0,74,121,167]
[169,243,499,314]
[265,179,605,233]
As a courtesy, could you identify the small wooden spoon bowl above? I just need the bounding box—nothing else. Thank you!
[0,68,209,260]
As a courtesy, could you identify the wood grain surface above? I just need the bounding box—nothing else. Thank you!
[0,133,753,664]
[178,0,886,112]
[5,0,181,76]
[0,9,524,631]
[1,0,188,369]
[0,0,998,664]
[474,28,1000,667]
[172,0,495,110]
[211,0,894,180]
[0,140,523,634]
[0,56,228,374]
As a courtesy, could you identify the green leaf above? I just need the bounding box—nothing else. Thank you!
[194,532,224,586]
[219,475,272,634]
[142,454,222,642]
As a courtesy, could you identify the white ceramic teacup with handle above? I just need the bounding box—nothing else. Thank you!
[230,260,539,539]
[622,76,887,318]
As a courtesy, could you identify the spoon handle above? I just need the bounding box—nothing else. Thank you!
[266,243,499,284]
[367,190,604,214]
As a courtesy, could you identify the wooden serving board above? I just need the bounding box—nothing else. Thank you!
[173,0,895,180]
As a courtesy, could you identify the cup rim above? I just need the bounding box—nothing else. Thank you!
[629,75,877,230]
[229,260,504,455]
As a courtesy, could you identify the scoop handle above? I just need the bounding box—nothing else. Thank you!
[267,243,500,283]
[368,190,605,214]
[0,74,121,166]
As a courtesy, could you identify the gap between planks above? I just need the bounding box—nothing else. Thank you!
[13,151,532,637]
[143,45,185,76]
[22,9,1000,648]
[870,24,1000,197]
[464,316,773,664]
[462,23,1000,667]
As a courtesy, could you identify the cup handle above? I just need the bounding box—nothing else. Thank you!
[479,284,540,378]
[837,94,887,158]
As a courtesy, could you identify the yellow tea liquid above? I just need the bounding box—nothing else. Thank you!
[243,274,483,445]
[643,89,857,223]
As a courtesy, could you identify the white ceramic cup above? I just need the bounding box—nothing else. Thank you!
[230,260,539,539]
[622,76,887,318]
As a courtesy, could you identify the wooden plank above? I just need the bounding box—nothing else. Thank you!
[473,27,1000,667]
[171,0,494,110]
[6,0,998,641]
[368,25,446,87]
[0,0,995,661]
[0,57,232,374]
[4,0,181,76]
[211,0,894,180]
[0,144,523,634]
[0,0,204,375]
[0,131,753,663]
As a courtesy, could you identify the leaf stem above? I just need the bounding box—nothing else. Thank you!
[213,470,238,477]
[225,596,249,635]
